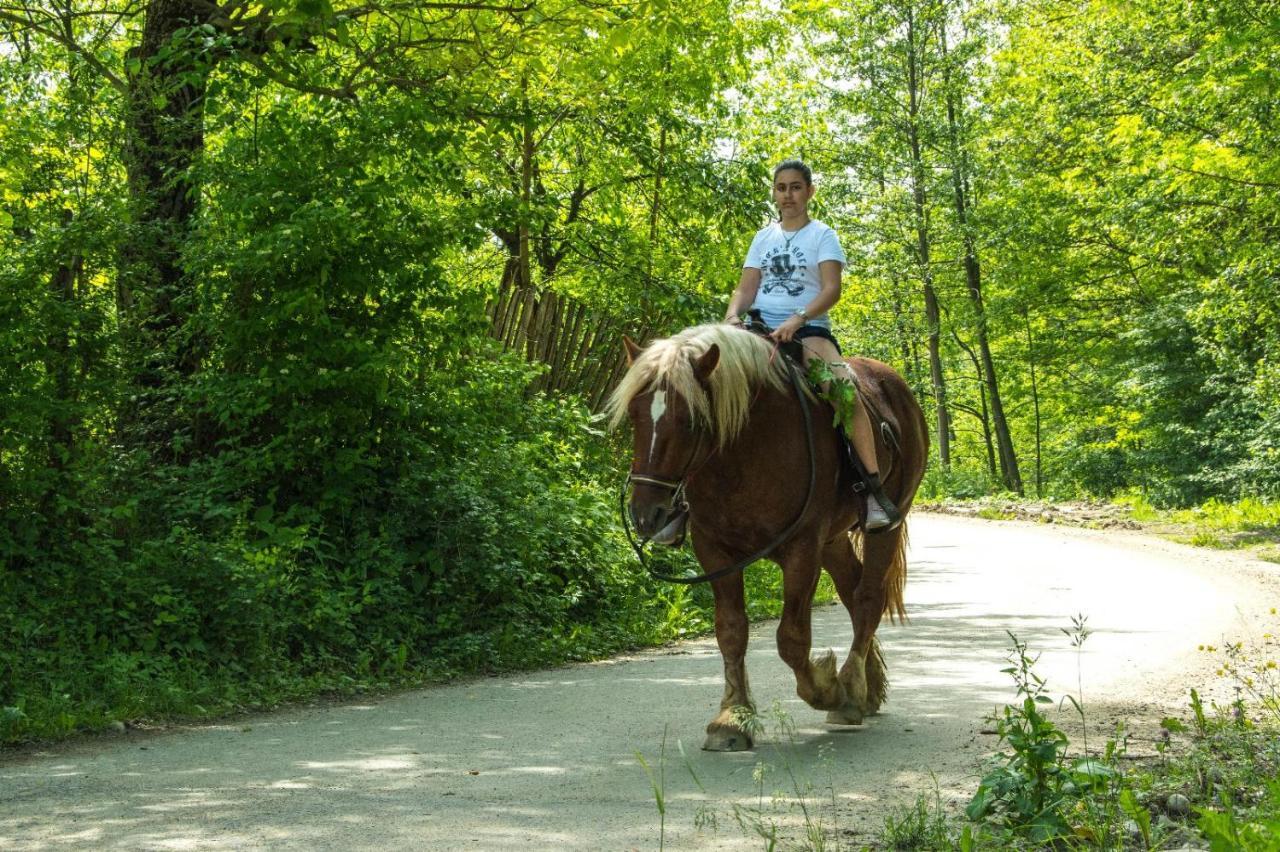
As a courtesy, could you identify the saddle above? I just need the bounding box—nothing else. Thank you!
[741,310,900,463]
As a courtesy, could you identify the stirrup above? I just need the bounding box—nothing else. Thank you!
[861,472,901,534]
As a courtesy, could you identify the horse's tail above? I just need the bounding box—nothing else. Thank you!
[850,522,909,624]
[883,522,909,625]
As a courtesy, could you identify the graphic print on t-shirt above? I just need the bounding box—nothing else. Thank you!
[760,244,807,297]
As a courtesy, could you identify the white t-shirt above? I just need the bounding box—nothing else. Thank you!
[743,219,846,329]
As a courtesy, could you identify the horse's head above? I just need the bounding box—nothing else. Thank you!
[606,324,784,544]
[620,336,720,543]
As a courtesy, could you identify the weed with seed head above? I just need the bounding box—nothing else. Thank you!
[636,725,670,851]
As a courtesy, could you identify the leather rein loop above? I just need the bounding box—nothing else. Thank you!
[620,348,817,585]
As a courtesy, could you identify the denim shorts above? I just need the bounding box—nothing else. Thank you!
[793,324,843,355]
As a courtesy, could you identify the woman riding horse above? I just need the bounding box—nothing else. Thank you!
[726,159,899,531]
[608,323,927,750]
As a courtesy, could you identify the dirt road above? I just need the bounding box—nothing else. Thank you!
[4,515,1278,850]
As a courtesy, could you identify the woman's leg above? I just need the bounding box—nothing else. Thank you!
[799,337,878,475]
[848,387,880,477]
[800,336,898,530]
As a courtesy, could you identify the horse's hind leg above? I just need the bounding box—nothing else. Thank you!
[823,528,904,723]
[822,534,871,724]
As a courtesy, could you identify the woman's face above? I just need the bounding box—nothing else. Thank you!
[772,169,814,216]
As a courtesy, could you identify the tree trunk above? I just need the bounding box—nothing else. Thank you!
[953,328,996,482]
[905,4,951,467]
[517,77,538,362]
[1024,310,1044,498]
[645,124,667,306]
[46,208,83,475]
[48,7,86,476]
[940,18,1022,493]
[118,0,212,459]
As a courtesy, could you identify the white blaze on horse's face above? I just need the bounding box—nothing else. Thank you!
[648,390,667,463]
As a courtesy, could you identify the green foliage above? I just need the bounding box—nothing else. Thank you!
[0,0,780,742]
[966,630,1125,845]
[1112,494,1280,559]
[1197,783,1280,852]
[967,633,1074,841]
[1170,498,1280,536]
[855,619,1280,852]
[806,358,859,431]
[882,787,955,850]
[918,466,999,501]
[1167,628,1280,851]
[4,0,1279,744]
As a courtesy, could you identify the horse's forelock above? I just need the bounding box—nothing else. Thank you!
[606,324,788,448]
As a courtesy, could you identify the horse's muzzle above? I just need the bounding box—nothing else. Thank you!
[630,501,673,540]
[630,498,689,547]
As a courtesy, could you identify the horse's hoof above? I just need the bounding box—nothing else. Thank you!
[702,727,753,751]
[825,706,864,726]
[803,649,848,710]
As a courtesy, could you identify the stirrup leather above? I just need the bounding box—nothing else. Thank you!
[836,425,902,533]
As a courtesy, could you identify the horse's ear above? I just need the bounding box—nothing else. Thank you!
[623,335,643,365]
[694,344,720,380]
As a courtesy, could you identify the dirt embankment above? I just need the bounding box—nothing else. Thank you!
[920,498,1144,529]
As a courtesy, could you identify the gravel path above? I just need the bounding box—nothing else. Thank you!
[4,514,1278,850]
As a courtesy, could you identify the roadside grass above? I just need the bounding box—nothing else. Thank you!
[1118,494,1280,563]
[727,705,846,850]
[1,526,835,745]
[639,701,853,851]
[871,613,1280,851]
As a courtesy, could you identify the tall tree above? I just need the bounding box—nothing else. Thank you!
[824,0,955,468]
[937,4,1020,491]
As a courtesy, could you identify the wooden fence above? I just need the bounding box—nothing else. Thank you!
[486,275,655,411]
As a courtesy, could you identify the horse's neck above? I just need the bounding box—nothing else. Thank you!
[705,382,817,483]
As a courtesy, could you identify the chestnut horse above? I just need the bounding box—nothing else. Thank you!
[606,324,928,750]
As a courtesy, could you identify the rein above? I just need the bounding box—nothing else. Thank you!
[620,348,817,585]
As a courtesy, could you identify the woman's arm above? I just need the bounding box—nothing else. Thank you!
[724,267,762,324]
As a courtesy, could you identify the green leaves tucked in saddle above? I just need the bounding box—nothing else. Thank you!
[807,359,859,431]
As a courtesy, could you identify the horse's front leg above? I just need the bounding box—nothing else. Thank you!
[696,540,755,752]
[776,544,850,713]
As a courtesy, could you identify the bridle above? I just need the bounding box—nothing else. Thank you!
[624,421,710,525]
[620,348,817,585]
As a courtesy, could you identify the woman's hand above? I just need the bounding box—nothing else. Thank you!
[770,314,805,343]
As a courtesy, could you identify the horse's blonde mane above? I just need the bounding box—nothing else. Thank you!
[605,324,794,448]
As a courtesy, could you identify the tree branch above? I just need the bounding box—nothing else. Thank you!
[1169,163,1279,189]
[0,7,128,90]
